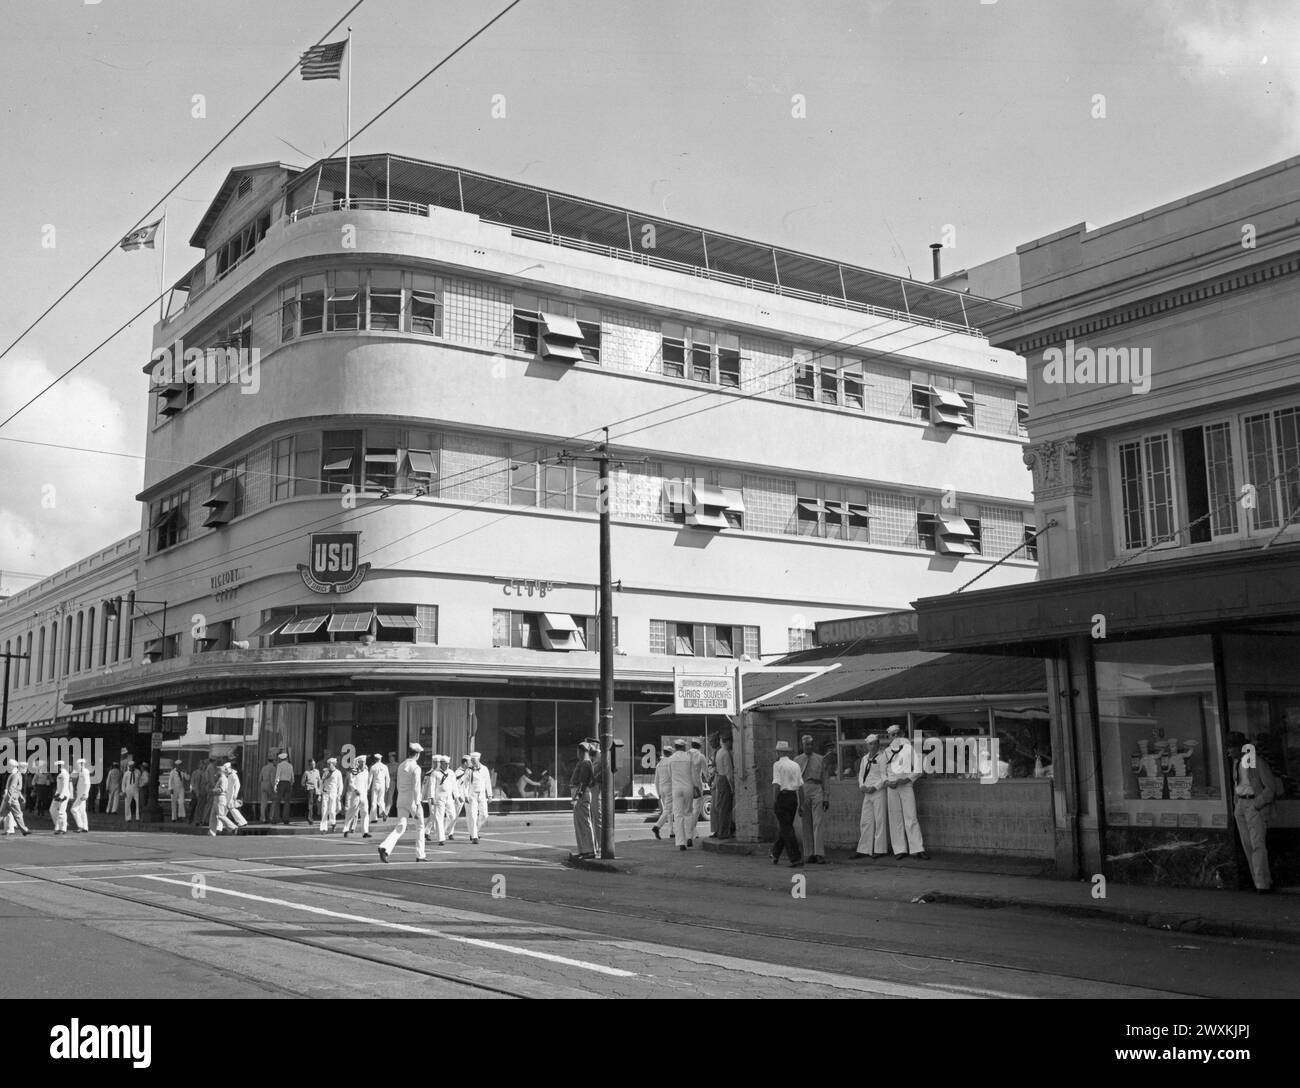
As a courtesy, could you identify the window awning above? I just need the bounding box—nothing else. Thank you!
[279,614,329,636]
[203,480,237,508]
[692,483,729,509]
[149,507,179,531]
[541,612,579,633]
[327,291,359,302]
[541,341,585,362]
[247,616,288,638]
[539,313,583,340]
[720,487,745,513]
[938,515,976,538]
[932,388,970,409]
[539,613,586,651]
[405,450,436,475]
[797,499,824,515]
[375,613,418,629]
[365,451,399,463]
[143,638,164,654]
[327,611,374,634]
[686,509,731,531]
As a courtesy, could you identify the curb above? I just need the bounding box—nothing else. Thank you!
[914,890,1300,947]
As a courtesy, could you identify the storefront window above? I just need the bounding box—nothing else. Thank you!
[835,716,900,780]
[1095,636,1225,829]
[1221,630,1300,822]
[476,700,557,800]
[993,709,1053,779]
[910,709,991,779]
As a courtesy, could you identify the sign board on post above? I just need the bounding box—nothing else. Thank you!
[151,732,164,751]
[672,669,737,715]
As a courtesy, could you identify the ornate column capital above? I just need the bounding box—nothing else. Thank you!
[1024,436,1093,499]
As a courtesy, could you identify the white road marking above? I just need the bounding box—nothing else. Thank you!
[141,875,638,978]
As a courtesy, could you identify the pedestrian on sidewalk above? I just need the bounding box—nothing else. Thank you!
[138,764,151,811]
[689,741,709,831]
[368,753,389,823]
[664,738,702,850]
[1228,731,1279,893]
[121,761,142,823]
[795,735,829,864]
[651,745,674,841]
[302,759,321,824]
[463,752,491,844]
[588,739,606,849]
[168,761,187,822]
[3,761,30,835]
[258,756,276,822]
[430,755,459,845]
[853,735,889,859]
[712,733,735,840]
[105,762,122,814]
[50,760,70,835]
[377,744,426,863]
[70,758,91,832]
[446,757,471,840]
[273,750,295,824]
[319,758,343,832]
[33,759,52,817]
[342,755,372,839]
[227,763,249,829]
[189,758,209,825]
[770,741,803,867]
[569,742,597,859]
[384,752,399,818]
[208,760,240,836]
[884,725,929,860]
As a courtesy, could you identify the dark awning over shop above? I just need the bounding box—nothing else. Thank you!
[913,545,1300,654]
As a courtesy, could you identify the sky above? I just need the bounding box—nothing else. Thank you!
[1,0,1297,591]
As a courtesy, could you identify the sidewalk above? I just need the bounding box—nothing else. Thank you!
[565,832,1300,947]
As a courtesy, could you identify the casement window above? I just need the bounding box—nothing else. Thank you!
[788,627,818,652]
[299,275,326,336]
[794,357,815,401]
[150,489,190,553]
[1242,406,1300,532]
[493,610,616,652]
[1017,401,1029,438]
[796,496,822,536]
[321,430,362,493]
[513,306,540,353]
[367,268,403,331]
[362,428,400,493]
[409,273,441,335]
[280,283,300,342]
[663,476,743,530]
[718,344,741,388]
[403,444,438,494]
[214,212,270,279]
[202,462,244,528]
[1024,526,1039,561]
[327,269,362,331]
[1181,421,1239,542]
[911,371,974,427]
[661,334,686,379]
[820,366,839,405]
[842,361,865,410]
[1117,434,1175,550]
[272,437,295,501]
[656,621,756,658]
[916,509,977,555]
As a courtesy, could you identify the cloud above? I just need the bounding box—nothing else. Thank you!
[0,357,142,583]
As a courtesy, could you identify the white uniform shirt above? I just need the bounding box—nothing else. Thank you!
[858,749,888,790]
[665,750,700,792]
[167,768,184,797]
[348,765,370,798]
[772,756,803,791]
[885,739,921,784]
[302,768,321,792]
[432,767,460,801]
[320,768,343,798]
[54,768,70,799]
[654,757,673,799]
[464,765,492,801]
[274,760,295,785]
[395,758,421,800]
[74,766,90,800]
[369,763,390,794]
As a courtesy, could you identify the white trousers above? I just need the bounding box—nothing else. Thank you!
[369,787,386,820]
[122,789,140,821]
[886,780,925,855]
[672,785,696,844]
[465,794,488,839]
[653,789,675,832]
[69,797,88,831]
[431,795,457,842]
[50,797,69,832]
[319,794,341,831]
[210,797,239,833]
[379,795,425,859]
[856,789,888,855]
[343,793,370,834]
[107,788,121,814]
[171,793,186,821]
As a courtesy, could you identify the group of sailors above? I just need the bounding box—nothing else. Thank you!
[2,756,93,836]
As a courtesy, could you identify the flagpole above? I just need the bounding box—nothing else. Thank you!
[344,27,352,209]
[158,212,167,324]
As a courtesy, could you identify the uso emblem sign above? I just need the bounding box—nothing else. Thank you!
[298,532,370,594]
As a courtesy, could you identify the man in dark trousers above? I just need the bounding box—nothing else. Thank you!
[569,742,596,859]
[1228,731,1280,893]
[712,733,736,840]
[770,740,803,867]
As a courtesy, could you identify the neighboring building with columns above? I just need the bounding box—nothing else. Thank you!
[45,152,1036,810]
[918,154,1300,888]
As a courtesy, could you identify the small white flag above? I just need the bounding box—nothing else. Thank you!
[121,219,163,251]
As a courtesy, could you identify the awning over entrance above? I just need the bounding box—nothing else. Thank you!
[913,545,1300,654]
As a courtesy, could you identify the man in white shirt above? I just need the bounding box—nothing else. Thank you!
[770,741,804,867]
[884,725,929,860]
[664,739,704,849]
[273,750,295,824]
[318,758,343,832]
[167,761,187,822]
[70,757,91,832]
[462,752,492,844]
[688,741,710,831]
[712,734,735,840]
[795,734,829,864]
[853,735,890,859]
[651,745,675,841]
[121,761,142,822]
[429,755,460,845]
[378,744,426,863]
[2,761,30,836]
[368,753,389,823]
[50,760,71,835]
[301,760,321,824]
[342,754,372,839]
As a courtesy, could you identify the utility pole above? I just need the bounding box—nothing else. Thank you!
[560,429,640,860]
[1,649,31,732]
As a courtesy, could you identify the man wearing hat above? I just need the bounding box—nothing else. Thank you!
[273,750,295,824]
[770,741,803,866]
[70,757,91,832]
[2,760,30,835]
[651,745,675,841]
[301,759,321,824]
[884,725,929,860]
[49,759,71,835]
[569,741,597,859]
[462,752,492,844]
[368,753,390,824]
[853,735,890,859]
[430,755,460,845]
[663,739,704,849]
[207,760,241,836]
[167,758,187,823]
[105,758,123,814]
[377,743,426,862]
[446,756,472,840]
[319,757,343,832]
[121,759,143,823]
[795,735,830,864]
[342,754,372,839]
[189,757,211,825]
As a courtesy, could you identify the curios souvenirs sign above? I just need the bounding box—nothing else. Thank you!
[298,532,370,594]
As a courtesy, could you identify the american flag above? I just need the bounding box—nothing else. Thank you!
[299,40,347,80]
[120,218,163,251]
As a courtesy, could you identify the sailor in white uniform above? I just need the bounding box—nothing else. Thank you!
[377,744,426,863]
[342,755,372,838]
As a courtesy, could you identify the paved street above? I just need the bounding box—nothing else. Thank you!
[1,815,1295,1000]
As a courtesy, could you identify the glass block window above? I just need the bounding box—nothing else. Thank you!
[441,433,509,503]
[742,474,796,535]
[648,619,667,656]
[867,489,918,548]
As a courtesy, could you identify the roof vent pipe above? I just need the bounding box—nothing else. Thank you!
[930,242,943,282]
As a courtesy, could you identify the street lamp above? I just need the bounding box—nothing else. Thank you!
[104,595,169,818]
